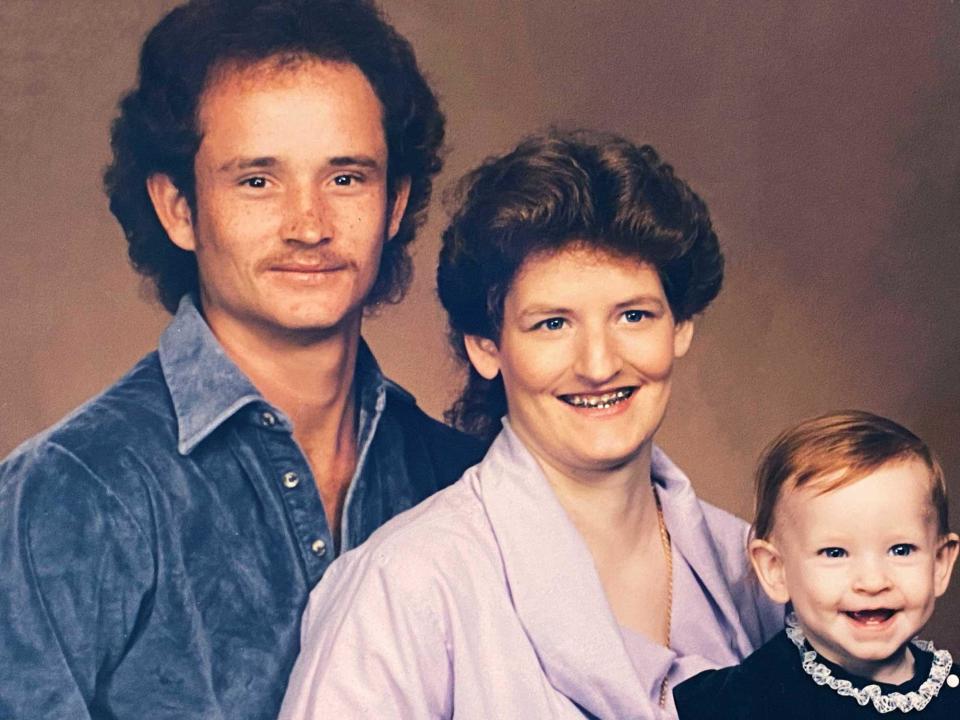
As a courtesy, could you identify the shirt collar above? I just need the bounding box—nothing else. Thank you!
[159,295,387,456]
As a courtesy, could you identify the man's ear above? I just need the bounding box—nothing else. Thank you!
[749,537,791,604]
[146,173,197,252]
[386,176,412,241]
[673,319,694,359]
[463,335,501,381]
[934,532,960,597]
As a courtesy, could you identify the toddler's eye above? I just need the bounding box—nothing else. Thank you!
[819,547,847,559]
[889,544,916,557]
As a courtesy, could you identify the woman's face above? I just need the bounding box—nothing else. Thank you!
[466,245,693,481]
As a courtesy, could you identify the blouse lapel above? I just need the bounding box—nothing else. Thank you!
[476,423,656,720]
[651,446,756,660]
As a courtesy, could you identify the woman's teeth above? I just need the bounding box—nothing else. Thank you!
[563,388,634,409]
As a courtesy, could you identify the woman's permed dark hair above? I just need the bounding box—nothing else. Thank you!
[437,129,724,440]
[104,0,445,313]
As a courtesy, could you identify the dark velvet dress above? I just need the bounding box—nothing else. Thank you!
[674,631,960,719]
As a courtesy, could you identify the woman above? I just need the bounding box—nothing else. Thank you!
[279,130,783,719]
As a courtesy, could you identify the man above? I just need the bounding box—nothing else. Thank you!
[0,1,484,717]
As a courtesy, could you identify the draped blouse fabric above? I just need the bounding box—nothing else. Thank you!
[280,422,783,720]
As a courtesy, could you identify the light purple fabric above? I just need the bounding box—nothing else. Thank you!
[280,422,783,719]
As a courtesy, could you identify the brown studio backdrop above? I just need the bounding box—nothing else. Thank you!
[2,0,959,651]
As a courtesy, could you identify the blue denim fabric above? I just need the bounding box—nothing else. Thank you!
[0,296,484,719]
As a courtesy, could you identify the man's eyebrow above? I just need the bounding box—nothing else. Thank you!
[216,155,383,173]
[329,155,382,170]
[217,156,277,173]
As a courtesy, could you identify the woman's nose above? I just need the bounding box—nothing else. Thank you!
[572,328,623,385]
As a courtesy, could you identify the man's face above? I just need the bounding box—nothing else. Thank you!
[161,57,408,343]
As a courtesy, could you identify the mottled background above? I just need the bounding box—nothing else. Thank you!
[3,1,959,650]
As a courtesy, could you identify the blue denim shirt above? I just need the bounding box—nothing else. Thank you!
[0,296,485,719]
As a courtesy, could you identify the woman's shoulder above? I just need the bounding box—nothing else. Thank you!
[318,470,502,599]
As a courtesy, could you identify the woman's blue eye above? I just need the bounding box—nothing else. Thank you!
[890,544,915,557]
[819,547,847,559]
[623,310,649,323]
[541,318,565,331]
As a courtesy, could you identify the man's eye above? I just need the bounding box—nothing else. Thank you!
[622,310,651,323]
[890,544,916,557]
[819,547,847,559]
[241,177,268,189]
[334,174,360,186]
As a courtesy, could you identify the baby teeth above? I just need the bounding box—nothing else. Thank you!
[565,389,633,409]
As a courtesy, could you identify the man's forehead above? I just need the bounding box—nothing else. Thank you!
[193,54,387,154]
[202,54,370,101]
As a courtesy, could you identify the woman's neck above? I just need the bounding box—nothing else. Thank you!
[535,444,672,644]
[537,444,658,551]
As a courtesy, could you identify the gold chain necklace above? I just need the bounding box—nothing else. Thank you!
[653,486,673,708]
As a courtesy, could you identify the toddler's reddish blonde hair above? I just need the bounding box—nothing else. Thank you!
[753,410,949,540]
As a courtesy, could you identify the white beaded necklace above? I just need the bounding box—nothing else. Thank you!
[785,613,954,713]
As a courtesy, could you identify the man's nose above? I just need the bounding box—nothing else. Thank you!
[285,187,331,245]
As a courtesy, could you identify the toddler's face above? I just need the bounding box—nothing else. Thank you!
[750,459,958,683]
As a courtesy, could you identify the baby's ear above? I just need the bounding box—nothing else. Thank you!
[749,538,791,604]
[933,533,960,597]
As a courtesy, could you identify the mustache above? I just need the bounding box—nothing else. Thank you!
[256,250,355,272]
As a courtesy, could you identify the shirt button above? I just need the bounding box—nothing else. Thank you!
[282,471,300,489]
[311,539,327,557]
[260,411,277,427]
[948,674,959,688]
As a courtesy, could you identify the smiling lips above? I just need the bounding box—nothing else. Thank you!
[560,387,634,409]
[271,263,347,274]
[845,608,898,625]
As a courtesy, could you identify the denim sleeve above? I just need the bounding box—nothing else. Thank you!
[0,443,154,718]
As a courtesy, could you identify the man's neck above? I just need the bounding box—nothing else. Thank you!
[204,307,364,543]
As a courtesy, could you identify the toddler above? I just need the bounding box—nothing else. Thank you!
[674,410,960,717]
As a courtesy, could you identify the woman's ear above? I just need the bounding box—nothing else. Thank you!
[673,320,694,359]
[749,538,791,604]
[463,335,501,380]
[934,532,960,597]
[146,173,197,252]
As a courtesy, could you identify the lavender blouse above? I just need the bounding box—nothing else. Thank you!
[280,422,783,719]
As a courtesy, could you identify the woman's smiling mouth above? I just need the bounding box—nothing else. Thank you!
[559,388,634,409]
